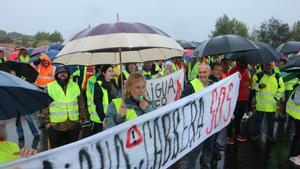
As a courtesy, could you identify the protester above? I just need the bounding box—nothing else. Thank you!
[251,63,285,142]
[0,122,37,163]
[164,60,173,76]
[15,114,40,142]
[179,63,214,169]
[143,61,156,79]
[18,48,30,63]
[92,65,119,133]
[104,72,155,129]
[286,78,300,166]
[34,53,56,89]
[172,57,183,72]
[118,63,137,89]
[154,60,165,77]
[227,62,252,144]
[43,65,87,149]
[187,57,201,81]
[209,62,224,82]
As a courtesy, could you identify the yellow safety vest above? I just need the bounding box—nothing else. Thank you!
[19,55,30,63]
[86,75,101,123]
[0,57,6,63]
[190,78,204,93]
[47,80,81,123]
[155,63,165,77]
[188,61,200,81]
[0,141,20,163]
[113,98,138,121]
[285,77,299,91]
[123,70,130,80]
[143,71,156,79]
[286,84,300,120]
[252,73,285,112]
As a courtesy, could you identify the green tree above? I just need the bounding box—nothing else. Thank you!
[49,31,64,42]
[211,14,249,37]
[256,17,290,47]
[33,31,50,47]
[36,40,50,47]
[291,21,300,41]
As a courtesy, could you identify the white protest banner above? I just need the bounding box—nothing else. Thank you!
[1,73,239,169]
[146,69,184,108]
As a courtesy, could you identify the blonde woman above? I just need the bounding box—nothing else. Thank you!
[104,73,155,129]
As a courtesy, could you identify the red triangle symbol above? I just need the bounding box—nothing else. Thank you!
[126,125,143,149]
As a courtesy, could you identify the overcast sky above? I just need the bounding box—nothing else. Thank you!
[1,0,299,42]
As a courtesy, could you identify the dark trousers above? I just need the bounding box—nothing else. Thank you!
[254,111,275,137]
[228,101,248,137]
[89,122,103,135]
[290,119,300,156]
[48,126,80,149]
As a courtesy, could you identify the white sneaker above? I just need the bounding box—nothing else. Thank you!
[289,156,300,166]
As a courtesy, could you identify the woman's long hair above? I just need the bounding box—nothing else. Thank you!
[124,72,146,98]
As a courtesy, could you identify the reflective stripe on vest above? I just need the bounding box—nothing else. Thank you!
[19,55,30,63]
[47,80,80,122]
[190,78,204,93]
[287,89,300,120]
[123,70,130,80]
[113,98,138,121]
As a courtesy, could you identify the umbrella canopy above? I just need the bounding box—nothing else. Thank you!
[224,41,280,64]
[48,42,64,51]
[0,71,52,120]
[193,35,259,58]
[55,22,184,65]
[285,56,300,72]
[276,41,300,54]
[177,40,198,49]
[31,45,49,56]
[0,61,38,83]
[7,51,19,61]
[45,49,61,60]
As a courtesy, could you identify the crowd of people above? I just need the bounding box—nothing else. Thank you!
[0,47,300,169]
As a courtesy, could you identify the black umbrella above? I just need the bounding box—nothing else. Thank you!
[285,56,300,72]
[192,35,259,58]
[177,40,198,49]
[0,61,38,83]
[0,71,52,120]
[276,41,300,54]
[224,41,280,64]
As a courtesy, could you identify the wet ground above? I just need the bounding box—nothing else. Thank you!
[3,113,300,169]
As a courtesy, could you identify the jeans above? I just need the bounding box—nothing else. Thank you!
[290,119,300,156]
[254,111,275,137]
[16,114,39,138]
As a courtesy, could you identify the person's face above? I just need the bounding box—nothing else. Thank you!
[212,65,223,79]
[278,61,285,70]
[143,62,152,71]
[130,79,146,99]
[263,63,273,74]
[175,58,182,64]
[198,65,210,84]
[57,72,68,80]
[166,64,173,75]
[19,49,26,56]
[103,67,114,81]
[42,60,49,67]
[128,64,136,73]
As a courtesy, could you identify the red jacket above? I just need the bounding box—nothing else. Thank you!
[229,63,252,101]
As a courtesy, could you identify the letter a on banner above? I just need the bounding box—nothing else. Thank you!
[126,125,143,149]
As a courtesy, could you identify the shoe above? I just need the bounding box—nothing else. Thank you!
[33,135,40,140]
[18,136,24,141]
[227,136,235,145]
[290,156,300,166]
[236,134,247,142]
